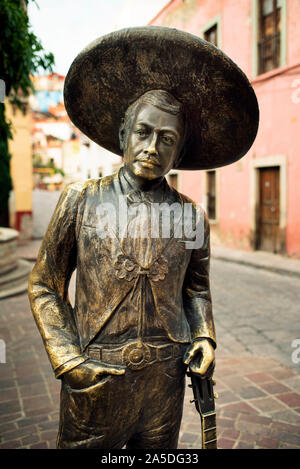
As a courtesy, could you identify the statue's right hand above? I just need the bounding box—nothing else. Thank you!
[63,359,126,389]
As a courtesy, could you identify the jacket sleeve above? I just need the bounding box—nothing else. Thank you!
[28,183,89,378]
[183,208,216,348]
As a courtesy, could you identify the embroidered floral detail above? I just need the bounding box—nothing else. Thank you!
[113,254,168,282]
[114,254,139,281]
[147,256,168,282]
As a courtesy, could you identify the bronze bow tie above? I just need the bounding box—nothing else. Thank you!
[126,190,154,205]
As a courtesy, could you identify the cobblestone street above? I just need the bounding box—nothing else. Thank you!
[0,246,299,450]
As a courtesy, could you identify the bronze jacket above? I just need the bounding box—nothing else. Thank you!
[28,169,216,378]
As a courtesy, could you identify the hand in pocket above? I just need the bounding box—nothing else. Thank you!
[63,359,126,389]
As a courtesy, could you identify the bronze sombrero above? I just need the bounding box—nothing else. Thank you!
[64,26,259,170]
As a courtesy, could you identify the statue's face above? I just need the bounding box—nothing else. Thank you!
[123,102,184,181]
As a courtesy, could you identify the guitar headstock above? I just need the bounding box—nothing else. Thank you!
[187,372,215,414]
[187,371,218,449]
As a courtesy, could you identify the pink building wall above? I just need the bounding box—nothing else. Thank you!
[150,0,300,257]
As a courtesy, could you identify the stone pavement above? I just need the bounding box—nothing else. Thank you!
[0,240,299,449]
[182,355,300,449]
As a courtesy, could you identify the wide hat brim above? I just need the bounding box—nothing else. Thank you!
[64,26,259,170]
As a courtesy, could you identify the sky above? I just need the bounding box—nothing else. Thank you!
[28,0,169,76]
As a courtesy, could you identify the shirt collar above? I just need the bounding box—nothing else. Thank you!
[118,165,168,204]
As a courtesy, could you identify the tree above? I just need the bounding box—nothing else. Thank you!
[0,0,54,226]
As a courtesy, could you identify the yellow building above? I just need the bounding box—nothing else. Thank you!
[6,98,33,240]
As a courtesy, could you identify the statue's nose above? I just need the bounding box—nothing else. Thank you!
[145,133,158,155]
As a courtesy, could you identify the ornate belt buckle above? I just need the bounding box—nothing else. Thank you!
[122,342,151,370]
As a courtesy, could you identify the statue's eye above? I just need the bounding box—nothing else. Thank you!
[161,135,175,145]
[135,128,148,138]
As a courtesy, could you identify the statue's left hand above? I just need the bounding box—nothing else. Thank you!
[183,338,215,379]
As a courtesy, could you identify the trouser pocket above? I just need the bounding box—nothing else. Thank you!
[57,375,113,448]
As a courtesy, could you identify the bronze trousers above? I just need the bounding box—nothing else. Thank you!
[56,345,187,449]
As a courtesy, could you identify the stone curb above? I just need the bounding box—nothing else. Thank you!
[211,254,300,279]
[0,259,32,299]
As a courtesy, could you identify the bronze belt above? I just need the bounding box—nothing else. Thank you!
[87,341,183,371]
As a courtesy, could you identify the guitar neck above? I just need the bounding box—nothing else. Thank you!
[201,411,217,449]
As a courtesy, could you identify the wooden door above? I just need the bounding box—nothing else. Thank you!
[257,166,280,252]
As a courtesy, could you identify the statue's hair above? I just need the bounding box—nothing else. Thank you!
[119,89,188,168]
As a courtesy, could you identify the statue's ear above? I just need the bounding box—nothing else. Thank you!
[119,118,125,151]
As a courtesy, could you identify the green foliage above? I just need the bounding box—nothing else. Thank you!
[32,153,65,177]
[0,0,55,102]
[48,157,65,177]
[32,152,44,168]
[0,0,55,225]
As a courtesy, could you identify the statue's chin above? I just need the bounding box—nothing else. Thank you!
[130,161,164,181]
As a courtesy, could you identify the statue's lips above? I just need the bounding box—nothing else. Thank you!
[136,157,161,168]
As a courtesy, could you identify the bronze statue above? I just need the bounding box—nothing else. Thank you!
[28,27,258,449]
